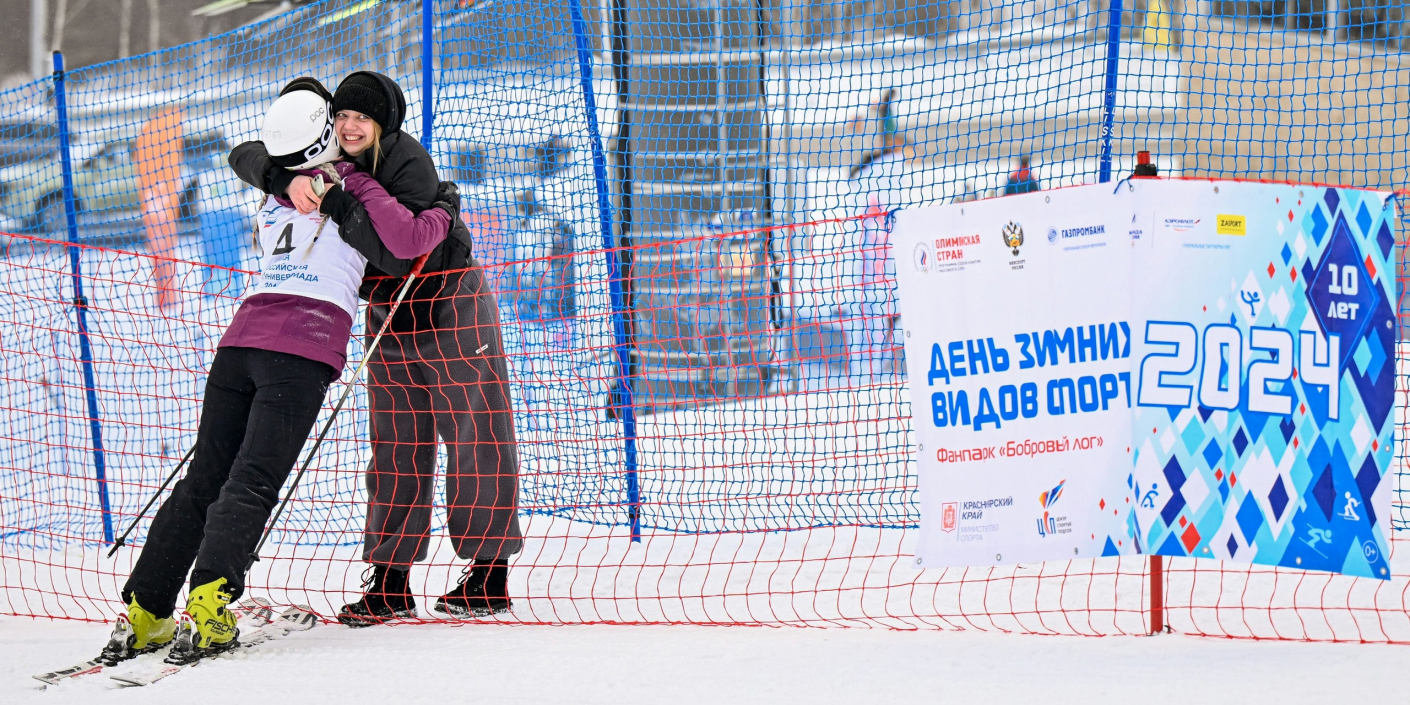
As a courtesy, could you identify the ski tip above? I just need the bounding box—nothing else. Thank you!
[31,660,103,686]
[234,597,278,626]
[278,604,321,631]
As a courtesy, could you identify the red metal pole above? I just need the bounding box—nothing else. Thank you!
[1149,555,1165,635]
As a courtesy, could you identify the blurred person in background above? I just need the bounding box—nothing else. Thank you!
[841,131,911,382]
[847,87,899,140]
[1004,154,1041,195]
[506,190,577,349]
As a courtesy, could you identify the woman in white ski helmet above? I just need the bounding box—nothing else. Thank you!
[108,79,455,666]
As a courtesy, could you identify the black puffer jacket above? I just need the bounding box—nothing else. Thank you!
[229,71,475,304]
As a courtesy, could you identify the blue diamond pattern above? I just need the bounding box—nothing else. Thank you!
[1268,475,1290,521]
[1352,293,1396,429]
[1356,202,1373,236]
[1298,419,1320,454]
[1232,427,1249,457]
[1356,455,1380,527]
[1226,533,1239,558]
[1279,417,1296,443]
[1280,243,1292,265]
[1312,466,1335,520]
[1364,329,1388,383]
[1377,221,1394,259]
[1201,440,1223,470]
[1236,495,1265,543]
[1324,188,1340,214]
[1159,457,1187,526]
[1162,457,1186,492]
[1181,418,1206,453]
[1354,337,1373,376]
[1307,437,1331,475]
[1309,206,1328,245]
[1161,492,1186,526]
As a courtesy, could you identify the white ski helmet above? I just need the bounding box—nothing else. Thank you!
[262,89,340,170]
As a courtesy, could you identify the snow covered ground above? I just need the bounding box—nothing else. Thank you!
[5,617,1406,703]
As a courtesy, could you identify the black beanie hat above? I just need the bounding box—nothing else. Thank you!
[332,73,390,130]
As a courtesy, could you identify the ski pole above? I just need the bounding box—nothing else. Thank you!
[105,444,196,557]
[246,252,431,571]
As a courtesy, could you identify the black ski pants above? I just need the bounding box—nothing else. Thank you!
[362,266,523,567]
[123,347,336,618]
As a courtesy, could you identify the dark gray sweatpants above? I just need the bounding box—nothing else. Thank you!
[362,266,523,566]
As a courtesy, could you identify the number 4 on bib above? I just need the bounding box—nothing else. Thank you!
[271,223,295,256]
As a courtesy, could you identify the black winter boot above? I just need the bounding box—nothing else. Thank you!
[337,565,416,627]
[433,559,511,618]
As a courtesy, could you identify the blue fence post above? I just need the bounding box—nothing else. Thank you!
[1098,0,1124,184]
[421,0,434,149]
[567,0,640,542]
[53,51,114,545]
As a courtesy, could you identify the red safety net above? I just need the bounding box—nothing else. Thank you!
[1,223,1406,643]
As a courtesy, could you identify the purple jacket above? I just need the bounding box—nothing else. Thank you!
[340,170,450,259]
[218,165,450,371]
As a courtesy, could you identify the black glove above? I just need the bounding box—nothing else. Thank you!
[318,183,358,224]
[265,164,297,199]
[432,180,461,218]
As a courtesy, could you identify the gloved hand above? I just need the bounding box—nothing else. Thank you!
[318,183,356,222]
[432,180,461,219]
[265,164,297,199]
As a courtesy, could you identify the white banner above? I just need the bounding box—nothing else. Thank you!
[893,180,1396,579]
[893,184,1140,569]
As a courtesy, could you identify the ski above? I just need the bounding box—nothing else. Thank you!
[31,658,106,686]
[32,598,276,687]
[109,604,318,687]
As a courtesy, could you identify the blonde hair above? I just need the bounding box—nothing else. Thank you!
[368,122,382,174]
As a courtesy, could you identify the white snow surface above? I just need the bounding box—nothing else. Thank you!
[4,617,1405,703]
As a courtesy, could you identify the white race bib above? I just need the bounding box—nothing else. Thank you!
[252,200,368,318]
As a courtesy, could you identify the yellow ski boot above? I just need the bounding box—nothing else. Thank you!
[100,597,176,664]
[166,578,239,664]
